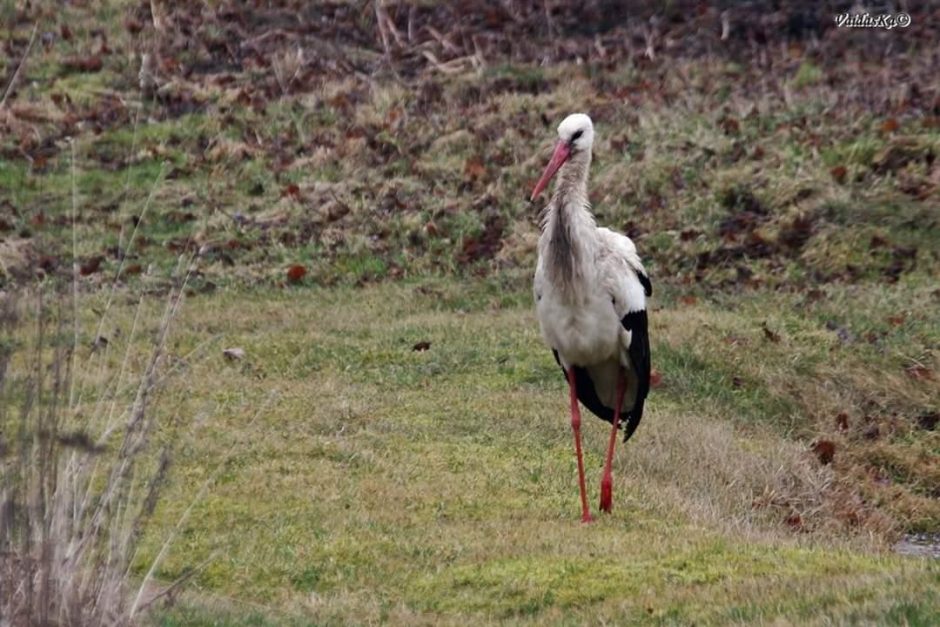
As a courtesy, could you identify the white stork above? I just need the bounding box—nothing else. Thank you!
[531,113,651,523]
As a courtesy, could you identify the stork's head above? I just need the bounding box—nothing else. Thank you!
[530,113,594,201]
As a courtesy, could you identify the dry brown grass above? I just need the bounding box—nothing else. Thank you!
[0,274,192,625]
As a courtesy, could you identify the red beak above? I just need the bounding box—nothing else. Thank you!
[530,140,571,201]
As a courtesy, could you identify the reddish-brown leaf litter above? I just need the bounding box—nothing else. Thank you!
[2,3,939,287]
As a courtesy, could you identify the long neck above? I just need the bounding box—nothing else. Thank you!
[541,151,596,300]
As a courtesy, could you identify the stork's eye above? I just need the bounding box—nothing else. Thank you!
[571,130,584,142]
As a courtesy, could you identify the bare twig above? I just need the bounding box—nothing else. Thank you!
[427,26,461,55]
[90,162,167,348]
[375,0,405,49]
[69,139,80,410]
[272,46,305,96]
[0,22,38,110]
[645,16,659,61]
[133,552,217,614]
[421,51,472,75]
[542,0,556,38]
[150,0,168,32]
[238,28,291,50]
[375,0,392,58]
[407,4,417,43]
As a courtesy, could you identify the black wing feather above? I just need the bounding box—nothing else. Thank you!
[619,309,650,442]
[551,307,650,443]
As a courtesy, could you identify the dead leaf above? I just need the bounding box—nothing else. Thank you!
[830,165,848,184]
[330,92,353,111]
[872,141,925,175]
[53,430,105,454]
[905,364,934,381]
[884,245,917,283]
[679,295,697,306]
[886,314,906,327]
[63,55,103,73]
[785,512,804,530]
[223,347,246,361]
[286,264,307,283]
[38,255,58,274]
[412,341,431,352]
[811,440,835,465]
[122,263,143,277]
[80,256,104,276]
[835,412,849,431]
[385,106,403,127]
[463,156,486,181]
[125,18,144,34]
[719,115,740,135]
[778,214,814,250]
[281,183,301,199]
[880,118,900,134]
[804,288,825,303]
[761,322,780,343]
[207,138,254,162]
[915,412,938,431]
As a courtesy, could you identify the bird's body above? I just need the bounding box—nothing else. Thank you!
[530,113,651,521]
[536,225,650,432]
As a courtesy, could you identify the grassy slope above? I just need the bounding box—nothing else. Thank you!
[2,1,939,624]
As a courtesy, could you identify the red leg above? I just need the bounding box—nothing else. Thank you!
[566,368,592,523]
[600,369,626,513]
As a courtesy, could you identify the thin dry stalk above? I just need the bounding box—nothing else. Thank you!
[0,139,195,625]
[0,277,182,623]
[0,22,38,110]
[74,159,166,412]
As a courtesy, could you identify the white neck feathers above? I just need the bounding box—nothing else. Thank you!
[539,152,597,301]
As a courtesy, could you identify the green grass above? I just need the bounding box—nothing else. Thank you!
[105,281,937,624]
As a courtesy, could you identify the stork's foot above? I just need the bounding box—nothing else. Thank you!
[581,513,594,524]
[599,475,613,513]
